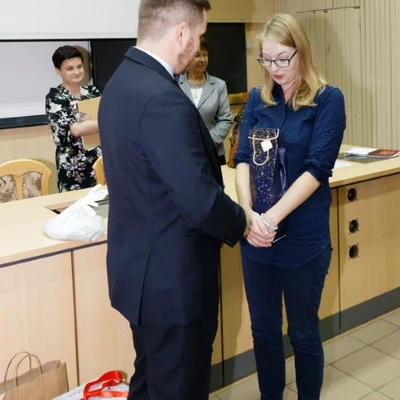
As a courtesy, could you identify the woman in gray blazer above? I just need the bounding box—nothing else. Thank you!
[179,36,232,165]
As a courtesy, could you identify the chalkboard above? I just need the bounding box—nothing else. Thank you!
[205,23,247,94]
[90,24,247,94]
[91,39,137,92]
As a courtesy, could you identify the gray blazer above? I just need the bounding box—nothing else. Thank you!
[179,72,232,157]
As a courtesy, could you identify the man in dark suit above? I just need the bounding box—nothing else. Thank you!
[98,0,247,399]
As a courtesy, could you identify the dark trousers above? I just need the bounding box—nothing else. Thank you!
[242,247,331,400]
[127,313,218,400]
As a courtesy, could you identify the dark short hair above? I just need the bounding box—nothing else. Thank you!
[199,35,209,52]
[138,0,211,41]
[52,46,83,69]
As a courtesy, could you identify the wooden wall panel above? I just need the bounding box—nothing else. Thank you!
[361,0,392,148]
[209,0,274,23]
[277,0,399,149]
[288,7,363,146]
[325,8,363,145]
[245,23,267,91]
[390,0,400,149]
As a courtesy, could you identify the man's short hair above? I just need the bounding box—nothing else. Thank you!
[138,0,211,41]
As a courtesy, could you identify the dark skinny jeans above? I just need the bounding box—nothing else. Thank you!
[241,246,331,400]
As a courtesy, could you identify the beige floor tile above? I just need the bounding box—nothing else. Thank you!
[384,309,400,327]
[286,358,296,385]
[372,330,400,360]
[216,375,260,400]
[210,397,220,400]
[360,392,392,399]
[288,365,373,400]
[283,389,298,400]
[349,320,399,345]
[215,374,297,400]
[333,346,400,389]
[379,377,400,400]
[324,335,366,364]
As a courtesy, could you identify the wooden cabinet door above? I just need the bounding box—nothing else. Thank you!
[0,253,77,388]
[220,243,253,360]
[320,189,340,319]
[338,174,400,311]
[72,244,134,383]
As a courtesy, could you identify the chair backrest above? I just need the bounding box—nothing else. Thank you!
[228,92,249,105]
[0,159,52,203]
[93,156,106,185]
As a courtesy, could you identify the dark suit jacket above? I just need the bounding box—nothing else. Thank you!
[98,47,246,326]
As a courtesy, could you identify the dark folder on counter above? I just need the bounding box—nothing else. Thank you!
[77,97,101,150]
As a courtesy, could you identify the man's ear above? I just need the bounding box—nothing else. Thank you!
[55,68,61,77]
[175,22,190,47]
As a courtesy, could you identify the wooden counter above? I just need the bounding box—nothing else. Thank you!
[3,145,400,267]
[1,146,400,390]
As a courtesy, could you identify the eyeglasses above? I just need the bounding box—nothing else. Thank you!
[257,50,297,68]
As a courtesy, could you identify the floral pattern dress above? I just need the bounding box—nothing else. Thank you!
[45,85,102,192]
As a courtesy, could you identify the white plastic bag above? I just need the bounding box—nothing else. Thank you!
[52,383,128,400]
[44,185,108,241]
[52,370,128,400]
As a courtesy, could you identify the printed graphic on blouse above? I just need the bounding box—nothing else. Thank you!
[45,85,101,192]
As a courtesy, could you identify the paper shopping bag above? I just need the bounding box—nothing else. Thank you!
[0,352,68,400]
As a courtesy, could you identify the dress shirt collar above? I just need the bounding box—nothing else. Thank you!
[135,46,174,78]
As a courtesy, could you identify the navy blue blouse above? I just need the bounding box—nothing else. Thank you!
[234,84,346,268]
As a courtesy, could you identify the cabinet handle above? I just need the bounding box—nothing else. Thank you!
[347,187,357,202]
[349,219,359,233]
[349,244,359,259]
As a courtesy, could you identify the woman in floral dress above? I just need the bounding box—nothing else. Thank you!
[45,45,101,192]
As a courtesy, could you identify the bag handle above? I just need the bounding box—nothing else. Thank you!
[248,129,280,167]
[3,351,43,388]
[82,370,128,399]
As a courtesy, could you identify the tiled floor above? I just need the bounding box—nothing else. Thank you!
[210,308,400,400]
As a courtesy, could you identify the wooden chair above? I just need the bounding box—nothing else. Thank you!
[93,156,106,185]
[0,159,51,203]
[228,92,249,105]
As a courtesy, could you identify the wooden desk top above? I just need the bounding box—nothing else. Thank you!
[2,145,400,266]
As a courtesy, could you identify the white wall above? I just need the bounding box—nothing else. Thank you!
[0,41,91,118]
[0,0,140,39]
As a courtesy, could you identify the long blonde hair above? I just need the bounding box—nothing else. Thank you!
[258,13,326,110]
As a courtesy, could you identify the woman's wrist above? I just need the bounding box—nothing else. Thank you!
[241,205,253,218]
[260,213,278,231]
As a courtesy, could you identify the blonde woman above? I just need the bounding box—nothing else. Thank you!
[234,14,346,399]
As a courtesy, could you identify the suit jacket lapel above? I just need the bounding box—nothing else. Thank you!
[179,76,222,184]
[197,73,215,109]
[178,75,192,100]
